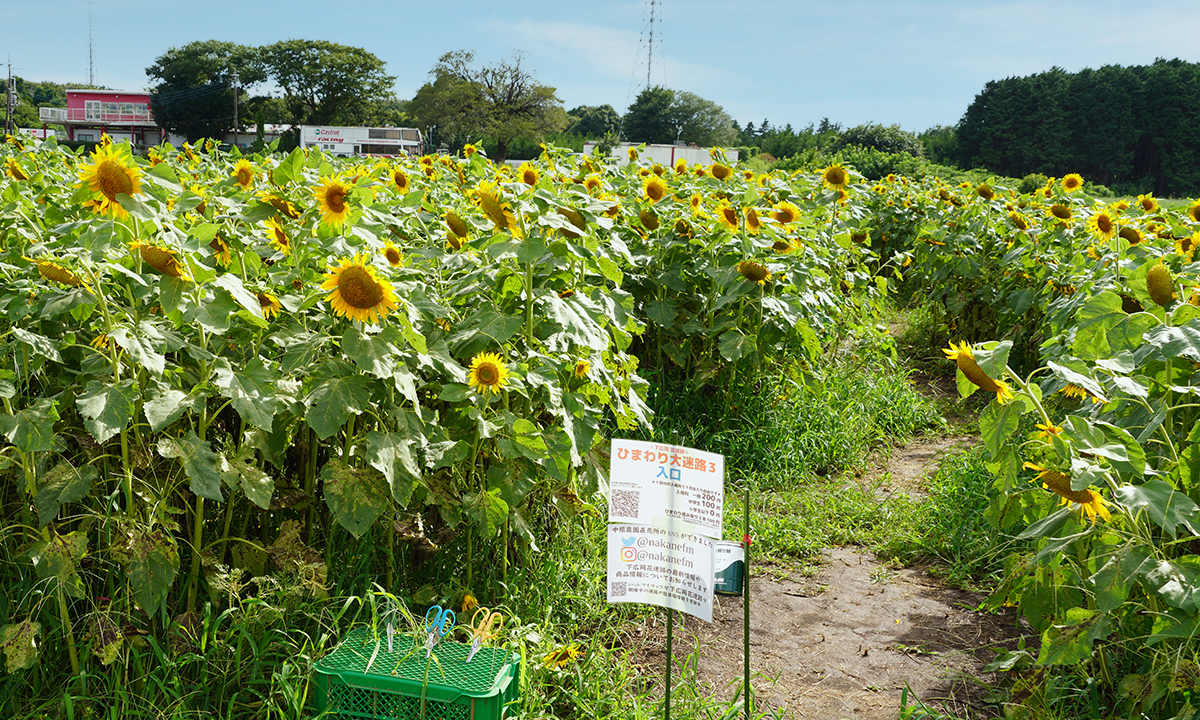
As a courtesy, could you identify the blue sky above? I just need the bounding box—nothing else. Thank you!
[2,1,1198,133]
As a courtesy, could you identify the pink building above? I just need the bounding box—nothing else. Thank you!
[40,89,164,149]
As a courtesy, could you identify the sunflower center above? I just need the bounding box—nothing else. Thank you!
[826,168,847,185]
[393,171,408,190]
[723,207,737,226]
[476,363,499,385]
[325,186,347,214]
[238,168,252,186]
[96,159,134,200]
[385,247,402,265]
[777,209,795,224]
[1097,215,1113,234]
[336,266,385,309]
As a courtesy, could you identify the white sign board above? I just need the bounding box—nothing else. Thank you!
[608,439,724,539]
[607,524,714,622]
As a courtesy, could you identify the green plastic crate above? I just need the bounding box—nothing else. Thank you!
[312,625,521,720]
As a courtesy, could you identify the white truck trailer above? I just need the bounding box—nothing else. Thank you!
[298,125,424,158]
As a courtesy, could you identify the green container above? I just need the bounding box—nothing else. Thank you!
[312,625,521,720]
[713,540,745,595]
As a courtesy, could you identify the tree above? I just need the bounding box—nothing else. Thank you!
[11,78,68,129]
[261,40,397,126]
[146,40,265,142]
[407,50,566,164]
[832,122,924,157]
[621,86,737,146]
[566,105,620,139]
[918,125,958,166]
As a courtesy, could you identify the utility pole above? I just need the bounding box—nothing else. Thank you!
[231,69,239,149]
[5,61,13,137]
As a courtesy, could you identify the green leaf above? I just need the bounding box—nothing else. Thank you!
[321,458,389,539]
[463,487,508,538]
[1048,362,1108,404]
[1071,292,1123,359]
[342,325,400,379]
[1091,546,1156,612]
[978,398,1023,460]
[12,328,62,363]
[1016,504,1075,540]
[143,383,200,433]
[212,357,280,431]
[303,375,374,440]
[646,298,678,328]
[0,620,40,672]
[718,329,752,362]
[273,147,305,185]
[364,429,422,506]
[219,445,275,510]
[392,308,428,355]
[159,275,189,315]
[1115,479,1200,538]
[186,291,237,335]
[1037,606,1111,666]
[1106,313,1159,355]
[157,431,224,501]
[108,324,166,376]
[1063,416,1143,479]
[124,528,180,616]
[1143,320,1200,363]
[77,379,137,444]
[1141,558,1200,614]
[0,397,59,453]
[448,309,523,351]
[29,531,88,598]
[34,462,96,528]
[213,273,263,319]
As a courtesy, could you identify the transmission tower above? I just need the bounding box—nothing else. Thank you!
[87,0,95,86]
[647,0,656,90]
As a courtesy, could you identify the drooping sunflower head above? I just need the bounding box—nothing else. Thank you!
[382,241,403,267]
[850,229,869,244]
[1008,211,1030,231]
[445,210,470,239]
[256,291,282,320]
[716,201,739,232]
[745,207,761,234]
[737,260,771,285]
[391,167,411,194]
[33,258,89,288]
[263,218,291,256]
[518,162,539,186]
[1061,174,1084,193]
[257,192,300,219]
[1022,462,1111,523]
[643,175,667,204]
[1119,226,1143,245]
[232,159,255,190]
[1049,204,1072,222]
[315,175,352,227]
[1088,210,1116,240]
[77,143,142,218]
[474,182,523,237]
[1147,262,1176,307]
[467,351,510,395]
[821,163,850,191]
[131,242,190,281]
[209,235,232,266]
[4,157,28,181]
[639,208,659,231]
[1061,384,1103,404]
[943,341,1012,403]
[320,253,399,325]
[773,201,799,226]
[976,183,995,201]
[710,163,732,181]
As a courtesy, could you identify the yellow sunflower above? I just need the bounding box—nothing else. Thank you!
[573,359,591,379]
[77,143,142,218]
[943,341,1013,404]
[674,158,688,175]
[773,201,799,226]
[976,183,995,201]
[257,192,301,219]
[1048,204,1072,222]
[1034,423,1064,442]
[256,291,282,320]
[584,174,602,193]
[1177,233,1198,262]
[263,218,291,256]
[737,260,771,285]
[1061,174,1084,193]
[1060,384,1103,404]
[4,157,28,181]
[1136,193,1158,213]
[643,175,667,204]
[627,146,639,161]
[1008,211,1030,231]
[467,352,510,395]
[382,241,403,267]
[1022,463,1112,523]
[314,175,352,228]
[543,643,583,669]
[639,208,659,231]
[716,201,739,232]
[210,235,231,266]
[1119,226,1143,245]
[474,182,523,237]
[321,254,399,324]
[131,242,190,281]
[820,163,850,191]
[232,159,255,190]
[391,167,411,194]
[710,163,732,180]
[1188,200,1200,224]
[1087,209,1116,240]
[518,162,539,186]
[745,207,761,234]
[462,143,478,157]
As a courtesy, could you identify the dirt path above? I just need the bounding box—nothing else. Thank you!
[635,436,1034,719]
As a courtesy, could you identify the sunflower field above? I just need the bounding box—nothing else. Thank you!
[1,130,1200,719]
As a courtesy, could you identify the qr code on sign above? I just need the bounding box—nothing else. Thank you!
[612,490,640,518]
[611,582,628,598]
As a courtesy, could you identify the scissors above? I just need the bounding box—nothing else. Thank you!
[423,605,455,658]
[466,607,504,662]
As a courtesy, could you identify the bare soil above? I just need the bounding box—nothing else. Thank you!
[633,436,1036,719]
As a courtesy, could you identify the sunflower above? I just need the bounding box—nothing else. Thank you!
[391,168,411,194]
[131,242,190,281]
[518,162,539,186]
[639,208,659,231]
[256,291,281,320]
[850,230,869,244]
[1188,200,1200,224]
[1008,211,1030,231]
[474,182,523,237]
[467,351,509,395]
[445,211,470,239]
[314,175,352,227]
[463,144,478,157]
[772,239,795,253]
[77,143,142,218]
[943,341,1013,403]
[257,192,301,219]
[745,207,761,234]
[573,359,591,379]
[1034,423,1064,442]
[1022,463,1111,523]
[543,643,583,669]
[820,163,850,191]
[263,218,291,256]
[1177,233,1198,262]
[1087,209,1116,240]
[4,157,28,181]
[737,260,771,284]
[33,258,88,288]
[1061,384,1103,404]
[1118,226,1142,245]
[232,159,255,190]
[1048,204,1072,222]
[694,165,708,178]
[716,201,739,232]
[1134,193,1157,213]
[710,163,732,181]
[627,146,639,161]
[321,254,399,324]
[773,201,799,226]
[583,175,602,193]
[382,241,403,267]
[1061,174,1084,193]
[976,183,995,201]
[210,235,231,266]
[643,175,667,204]
[674,158,688,175]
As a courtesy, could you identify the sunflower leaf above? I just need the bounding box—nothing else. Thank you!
[303,374,374,441]
[77,379,137,444]
[12,328,62,363]
[212,357,280,431]
[0,621,41,672]
[342,325,400,379]
[0,397,59,453]
[34,462,96,528]
[157,431,224,501]
[219,445,275,510]
[322,457,389,539]
[364,430,421,506]
[1115,480,1200,539]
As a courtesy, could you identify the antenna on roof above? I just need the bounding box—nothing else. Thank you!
[87,0,95,86]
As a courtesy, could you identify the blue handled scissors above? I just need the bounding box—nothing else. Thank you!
[466,607,504,663]
[423,605,455,658]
